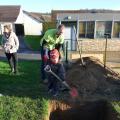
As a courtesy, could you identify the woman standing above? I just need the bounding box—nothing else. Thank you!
[1,25,19,74]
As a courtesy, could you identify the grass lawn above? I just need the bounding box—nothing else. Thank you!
[1,60,120,120]
[24,35,43,51]
[0,60,49,120]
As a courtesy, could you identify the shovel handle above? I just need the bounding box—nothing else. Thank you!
[44,65,51,73]
[44,65,71,90]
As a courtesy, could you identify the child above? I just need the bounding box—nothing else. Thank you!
[45,49,65,96]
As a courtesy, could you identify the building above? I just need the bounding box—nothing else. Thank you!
[52,10,120,53]
[0,5,43,36]
[30,12,51,22]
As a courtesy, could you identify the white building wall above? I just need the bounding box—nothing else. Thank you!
[0,7,43,36]
[15,7,24,24]
[15,7,43,35]
[23,12,43,35]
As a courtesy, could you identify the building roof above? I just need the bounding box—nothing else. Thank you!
[23,11,44,22]
[0,5,20,22]
[30,12,51,22]
[52,9,120,14]
[52,9,120,21]
[57,13,120,21]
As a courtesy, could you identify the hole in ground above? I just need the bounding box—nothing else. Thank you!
[49,100,118,120]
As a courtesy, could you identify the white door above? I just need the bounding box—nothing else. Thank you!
[71,27,76,50]
[63,26,76,61]
[64,26,76,50]
[64,27,71,50]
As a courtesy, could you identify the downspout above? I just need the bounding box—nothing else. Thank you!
[76,18,79,50]
[0,23,2,35]
[56,15,61,28]
[111,19,114,38]
[85,21,87,38]
[94,21,96,39]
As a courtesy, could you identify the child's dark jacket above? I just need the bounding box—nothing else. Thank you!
[47,61,65,82]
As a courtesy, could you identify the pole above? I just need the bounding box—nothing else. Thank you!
[104,33,110,68]
[73,26,81,58]
[80,40,82,60]
[65,41,68,63]
[73,26,85,66]
[0,24,2,35]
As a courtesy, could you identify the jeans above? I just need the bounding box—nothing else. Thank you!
[40,47,50,80]
[5,52,18,72]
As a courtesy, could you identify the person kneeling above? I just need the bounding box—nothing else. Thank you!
[45,49,66,97]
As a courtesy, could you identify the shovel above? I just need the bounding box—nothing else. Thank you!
[73,26,86,67]
[44,65,78,98]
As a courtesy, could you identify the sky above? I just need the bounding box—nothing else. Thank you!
[0,0,120,13]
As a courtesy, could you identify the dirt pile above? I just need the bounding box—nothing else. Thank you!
[47,57,120,120]
[66,57,120,101]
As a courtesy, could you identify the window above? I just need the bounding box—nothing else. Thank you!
[96,21,112,38]
[113,22,120,38]
[79,22,86,38]
[86,21,94,38]
[79,21,94,38]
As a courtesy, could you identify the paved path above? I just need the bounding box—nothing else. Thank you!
[0,35,41,60]
[0,46,41,60]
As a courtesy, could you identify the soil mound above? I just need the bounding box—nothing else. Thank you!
[47,57,120,120]
[66,57,120,100]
